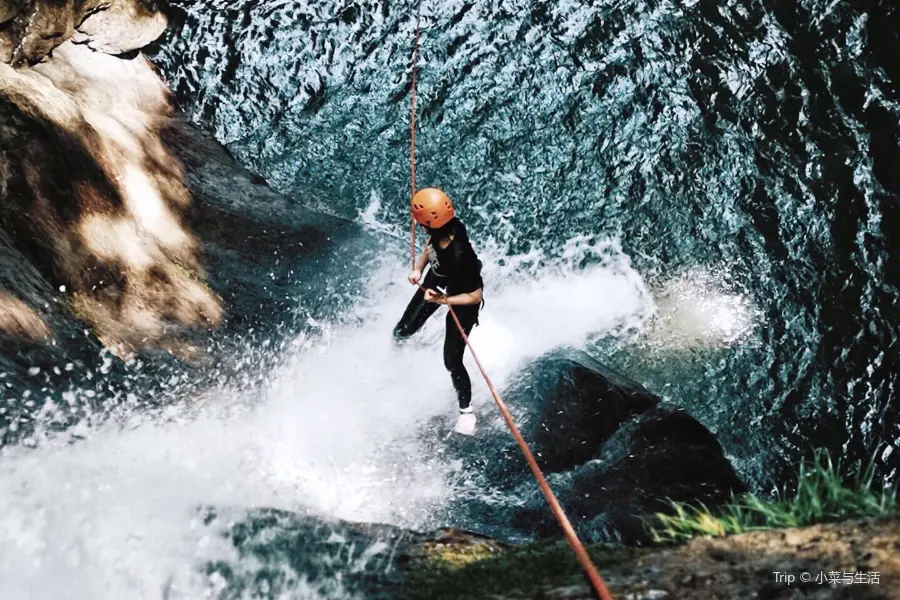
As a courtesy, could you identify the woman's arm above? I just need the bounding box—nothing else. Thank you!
[409,242,430,284]
[442,287,482,306]
[416,244,429,272]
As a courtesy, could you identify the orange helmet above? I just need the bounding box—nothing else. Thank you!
[411,187,455,229]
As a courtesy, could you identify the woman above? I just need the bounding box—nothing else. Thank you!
[393,188,484,436]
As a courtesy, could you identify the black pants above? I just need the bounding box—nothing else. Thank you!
[393,273,480,410]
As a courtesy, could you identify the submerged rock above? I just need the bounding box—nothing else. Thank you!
[196,507,508,600]
[198,507,900,600]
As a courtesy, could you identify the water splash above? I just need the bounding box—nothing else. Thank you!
[0,232,651,599]
[648,268,759,350]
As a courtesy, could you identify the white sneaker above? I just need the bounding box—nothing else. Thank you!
[454,407,476,436]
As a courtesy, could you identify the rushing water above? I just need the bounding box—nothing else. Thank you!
[150,0,899,481]
[0,238,653,598]
[1,0,898,597]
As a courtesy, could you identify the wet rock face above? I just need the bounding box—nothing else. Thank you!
[198,507,508,600]
[198,507,410,599]
[72,0,168,55]
[538,403,748,543]
[0,0,166,65]
[0,43,223,357]
[505,349,662,474]
[0,0,208,359]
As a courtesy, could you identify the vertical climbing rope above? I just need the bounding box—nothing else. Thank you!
[409,9,421,270]
[405,12,614,600]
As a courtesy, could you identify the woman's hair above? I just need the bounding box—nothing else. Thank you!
[425,216,460,239]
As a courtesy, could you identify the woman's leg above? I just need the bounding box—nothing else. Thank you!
[443,305,479,409]
[393,273,441,341]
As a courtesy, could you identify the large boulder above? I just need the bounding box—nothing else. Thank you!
[505,348,661,473]
[511,402,748,543]
[445,348,746,544]
[444,348,660,490]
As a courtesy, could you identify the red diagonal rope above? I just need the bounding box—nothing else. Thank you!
[406,12,614,600]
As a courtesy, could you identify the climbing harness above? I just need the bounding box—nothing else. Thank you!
[405,12,614,600]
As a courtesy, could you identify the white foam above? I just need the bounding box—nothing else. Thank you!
[0,416,255,600]
[648,268,758,350]
[255,237,654,525]
[0,234,653,599]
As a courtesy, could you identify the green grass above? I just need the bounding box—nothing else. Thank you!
[649,448,898,543]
